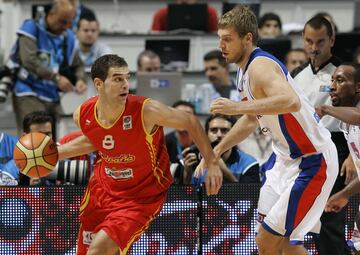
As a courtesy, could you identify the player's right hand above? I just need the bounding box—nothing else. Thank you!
[204,163,222,196]
[324,191,349,213]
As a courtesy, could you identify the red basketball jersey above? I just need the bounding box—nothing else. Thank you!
[79,95,172,199]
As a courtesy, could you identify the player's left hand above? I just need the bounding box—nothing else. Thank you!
[325,191,349,213]
[204,163,222,196]
[75,80,87,94]
[210,97,239,115]
[341,155,357,185]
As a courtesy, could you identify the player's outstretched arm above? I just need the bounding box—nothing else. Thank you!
[325,178,360,212]
[210,58,301,116]
[316,105,360,126]
[143,99,222,195]
[57,135,95,160]
[57,105,96,160]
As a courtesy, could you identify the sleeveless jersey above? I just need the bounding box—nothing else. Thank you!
[79,95,172,199]
[236,48,332,159]
[341,120,360,173]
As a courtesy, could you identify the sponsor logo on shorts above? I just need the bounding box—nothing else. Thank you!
[257,213,266,223]
[83,231,95,245]
[105,167,134,180]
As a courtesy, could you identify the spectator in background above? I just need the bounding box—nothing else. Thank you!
[12,0,87,138]
[75,13,112,73]
[191,114,260,185]
[0,111,53,186]
[165,102,196,161]
[151,0,218,32]
[203,50,240,102]
[284,48,308,73]
[137,50,161,72]
[313,12,338,33]
[293,16,351,255]
[258,12,282,38]
[69,0,96,31]
[130,50,162,94]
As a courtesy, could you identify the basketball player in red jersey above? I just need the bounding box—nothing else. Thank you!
[57,54,222,255]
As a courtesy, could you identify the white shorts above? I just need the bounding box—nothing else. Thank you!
[257,143,338,244]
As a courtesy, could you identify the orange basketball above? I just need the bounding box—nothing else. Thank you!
[13,132,59,178]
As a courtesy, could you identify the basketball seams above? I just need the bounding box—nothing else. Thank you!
[13,132,59,178]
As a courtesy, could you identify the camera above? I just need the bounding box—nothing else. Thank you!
[0,66,15,103]
[46,159,90,185]
[185,140,220,162]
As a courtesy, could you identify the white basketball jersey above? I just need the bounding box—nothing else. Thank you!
[236,48,332,159]
[341,121,360,173]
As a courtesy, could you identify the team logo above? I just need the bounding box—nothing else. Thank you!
[257,213,266,223]
[102,135,115,150]
[123,115,132,130]
[82,231,95,245]
[261,127,270,134]
[85,119,91,125]
[105,167,134,180]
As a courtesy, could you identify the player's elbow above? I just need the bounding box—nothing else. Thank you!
[289,96,301,112]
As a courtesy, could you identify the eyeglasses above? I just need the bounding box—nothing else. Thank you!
[209,127,230,134]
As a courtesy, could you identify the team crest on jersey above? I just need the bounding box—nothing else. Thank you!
[123,115,132,130]
[105,167,134,180]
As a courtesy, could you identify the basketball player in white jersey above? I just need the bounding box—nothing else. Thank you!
[318,63,360,253]
[198,5,338,255]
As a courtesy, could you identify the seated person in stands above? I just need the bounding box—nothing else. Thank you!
[186,114,260,185]
[284,48,308,74]
[0,111,53,186]
[165,101,196,183]
[151,0,218,32]
[258,12,283,38]
[137,50,161,72]
[75,13,112,73]
[203,50,240,101]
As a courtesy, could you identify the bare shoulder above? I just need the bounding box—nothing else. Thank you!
[73,105,81,128]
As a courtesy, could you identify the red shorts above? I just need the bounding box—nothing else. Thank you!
[76,177,167,255]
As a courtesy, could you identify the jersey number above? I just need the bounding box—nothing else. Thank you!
[102,135,115,150]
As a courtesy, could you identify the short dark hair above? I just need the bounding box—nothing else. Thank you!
[304,16,333,38]
[77,12,98,30]
[205,114,237,133]
[341,62,360,84]
[258,12,282,30]
[137,50,160,68]
[203,50,228,68]
[23,111,53,133]
[91,54,128,81]
[172,100,196,114]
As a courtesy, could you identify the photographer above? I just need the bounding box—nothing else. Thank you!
[11,0,87,137]
[188,114,260,185]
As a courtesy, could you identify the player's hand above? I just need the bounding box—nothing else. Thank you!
[341,155,357,185]
[325,191,349,213]
[194,158,206,178]
[314,105,325,118]
[210,97,239,115]
[205,163,222,196]
[75,80,87,94]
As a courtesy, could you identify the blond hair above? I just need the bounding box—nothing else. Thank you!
[218,5,258,45]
